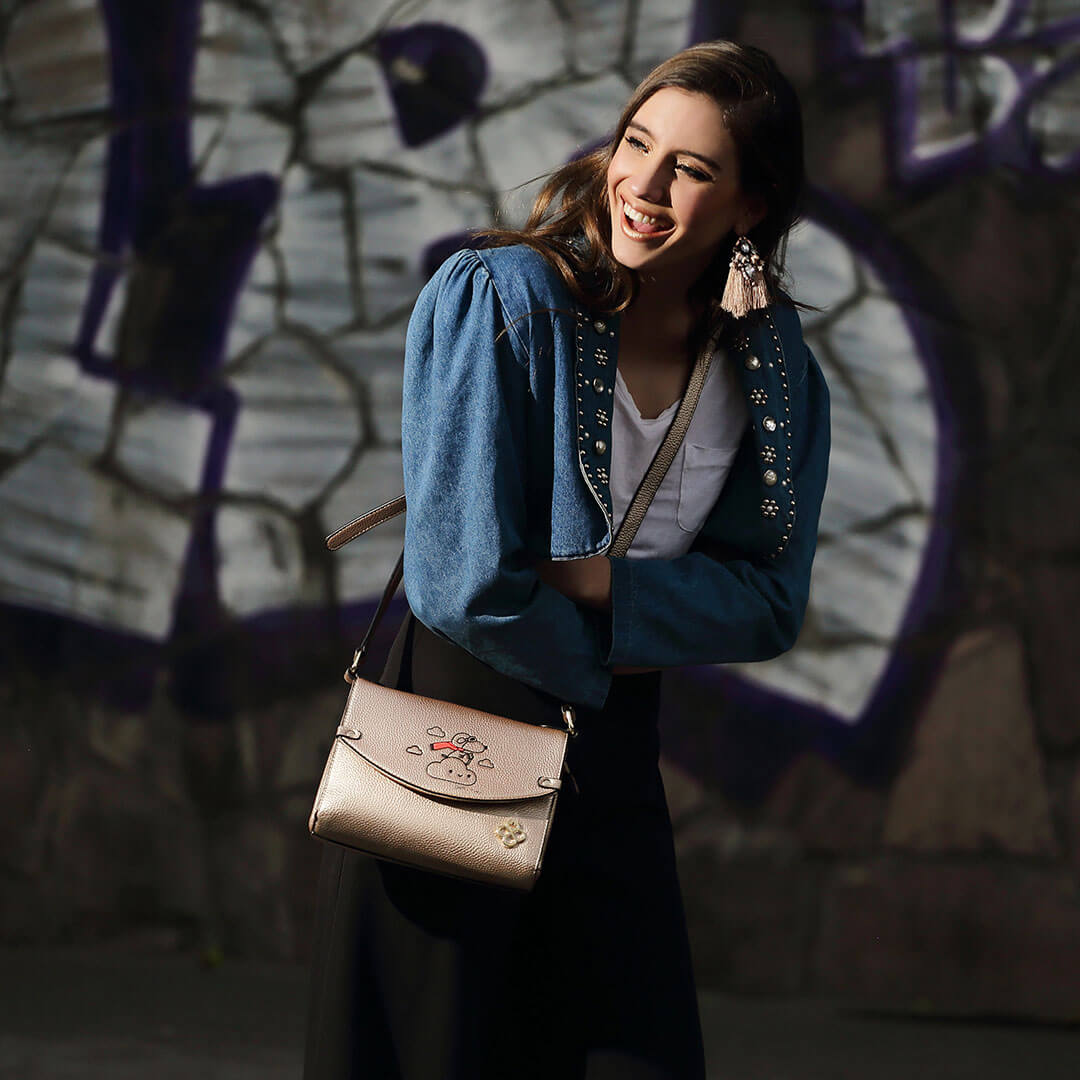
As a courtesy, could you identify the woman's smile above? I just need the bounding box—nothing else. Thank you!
[618,197,674,239]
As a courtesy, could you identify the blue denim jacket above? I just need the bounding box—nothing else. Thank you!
[401,244,831,708]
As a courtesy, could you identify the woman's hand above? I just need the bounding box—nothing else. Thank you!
[536,556,659,673]
[535,555,612,611]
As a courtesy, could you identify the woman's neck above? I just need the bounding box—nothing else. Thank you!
[625,275,694,347]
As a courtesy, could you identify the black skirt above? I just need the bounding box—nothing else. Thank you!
[302,613,705,1080]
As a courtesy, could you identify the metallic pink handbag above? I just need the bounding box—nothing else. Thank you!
[308,497,575,891]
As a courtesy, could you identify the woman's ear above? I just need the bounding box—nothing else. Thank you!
[736,194,768,236]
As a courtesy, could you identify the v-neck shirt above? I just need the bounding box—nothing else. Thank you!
[610,350,748,559]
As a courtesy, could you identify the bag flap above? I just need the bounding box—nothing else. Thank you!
[335,678,568,803]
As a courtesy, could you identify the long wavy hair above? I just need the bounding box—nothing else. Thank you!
[480,40,805,345]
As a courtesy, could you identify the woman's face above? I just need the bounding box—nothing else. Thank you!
[606,87,762,286]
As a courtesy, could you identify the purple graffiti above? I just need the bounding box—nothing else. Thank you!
[815,0,1080,183]
[376,23,487,147]
[74,0,277,714]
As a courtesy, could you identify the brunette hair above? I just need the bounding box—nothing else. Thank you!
[480,40,805,339]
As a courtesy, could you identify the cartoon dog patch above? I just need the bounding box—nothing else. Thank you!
[425,732,488,786]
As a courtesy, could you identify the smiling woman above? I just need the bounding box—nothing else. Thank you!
[608,89,760,282]
[303,40,830,1080]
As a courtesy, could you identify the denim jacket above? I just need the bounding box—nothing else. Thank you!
[401,244,831,709]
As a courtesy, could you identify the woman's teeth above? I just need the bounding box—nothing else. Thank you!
[621,201,670,237]
[624,205,659,225]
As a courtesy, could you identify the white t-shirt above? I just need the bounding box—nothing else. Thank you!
[610,350,748,559]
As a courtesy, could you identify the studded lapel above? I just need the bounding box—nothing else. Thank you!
[571,307,795,560]
[729,312,797,559]
[572,309,617,540]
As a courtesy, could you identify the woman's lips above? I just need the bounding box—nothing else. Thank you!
[619,198,673,240]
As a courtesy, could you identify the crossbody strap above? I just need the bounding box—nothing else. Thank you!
[326,494,406,551]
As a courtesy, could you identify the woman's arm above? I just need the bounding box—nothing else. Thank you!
[538,345,830,671]
[401,249,614,708]
[604,351,830,669]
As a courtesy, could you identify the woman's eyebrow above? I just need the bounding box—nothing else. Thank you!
[625,120,721,171]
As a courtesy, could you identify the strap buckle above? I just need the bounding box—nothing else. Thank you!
[561,704,577,737]
[344,646,366,684]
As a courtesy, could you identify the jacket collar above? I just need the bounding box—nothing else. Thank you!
[571,308,796,559]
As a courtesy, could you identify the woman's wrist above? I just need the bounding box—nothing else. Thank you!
[535,554,612,611]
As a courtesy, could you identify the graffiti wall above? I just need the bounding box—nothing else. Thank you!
[2,0,1079,1017]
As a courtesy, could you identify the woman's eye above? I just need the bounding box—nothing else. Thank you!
[625,134,648,151]
[677,163,711,182]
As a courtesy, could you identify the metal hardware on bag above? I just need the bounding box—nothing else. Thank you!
[344,647,366,683]
[561,704,577,737]
[495,819,527,848]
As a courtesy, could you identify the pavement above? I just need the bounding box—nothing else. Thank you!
[1,947,1078,1079]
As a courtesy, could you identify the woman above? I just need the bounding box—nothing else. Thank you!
[304,40,830,1080]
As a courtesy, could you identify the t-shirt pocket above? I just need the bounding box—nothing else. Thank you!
[677,443,740,534]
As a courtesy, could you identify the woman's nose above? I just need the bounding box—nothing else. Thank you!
[629,160,670,204]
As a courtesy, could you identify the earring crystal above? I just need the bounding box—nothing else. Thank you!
[720,235,769,318]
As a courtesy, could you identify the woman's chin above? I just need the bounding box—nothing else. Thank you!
[611,231,668,270]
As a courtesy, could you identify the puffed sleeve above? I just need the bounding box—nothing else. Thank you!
[605,341,831,668]
[401,248,613,708]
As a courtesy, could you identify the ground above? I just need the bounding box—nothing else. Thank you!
[1,947,1077,1079]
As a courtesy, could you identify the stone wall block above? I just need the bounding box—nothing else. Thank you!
[997,446,1080,557]
[1068,765,1080,874]
[5,0,110,122]
[816,861,1080,1019]
[276,687,351,815]
[763,752,885,853]
[659,754,709,827]
[882,625,1057,856]
[45,763,207,939]
[1026,564,1080,748]
[225,332,362,510]
[0,721,46,874]
[286,820,325,963]
[678,812,813,994]
[209,816,293,958]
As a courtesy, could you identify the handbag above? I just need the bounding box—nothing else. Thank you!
[308,338,714,889]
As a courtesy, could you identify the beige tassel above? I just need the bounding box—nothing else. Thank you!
[720,235,770,318]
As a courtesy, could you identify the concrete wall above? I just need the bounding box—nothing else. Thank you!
[1,0,1079,1018]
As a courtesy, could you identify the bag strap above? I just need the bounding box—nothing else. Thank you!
[608,338,713,557]
[343,547,403,683]
[326,494,406,551]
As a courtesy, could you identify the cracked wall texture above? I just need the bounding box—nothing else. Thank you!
[1,0,1079,1018]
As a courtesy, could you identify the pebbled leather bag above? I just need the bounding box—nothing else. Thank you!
[308,497,575,891]
[309,340,712,888]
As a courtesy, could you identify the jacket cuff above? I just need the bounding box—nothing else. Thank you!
[606,556,637,667]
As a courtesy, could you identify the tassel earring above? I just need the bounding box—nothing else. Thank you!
[720,235,769,318]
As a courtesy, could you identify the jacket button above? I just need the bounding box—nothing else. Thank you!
[763,416,777,432]
[593,319,607,333]
[593,377,605,393]
[763,469,778,486]
[744,353,761,370]
[594,439,607,455]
